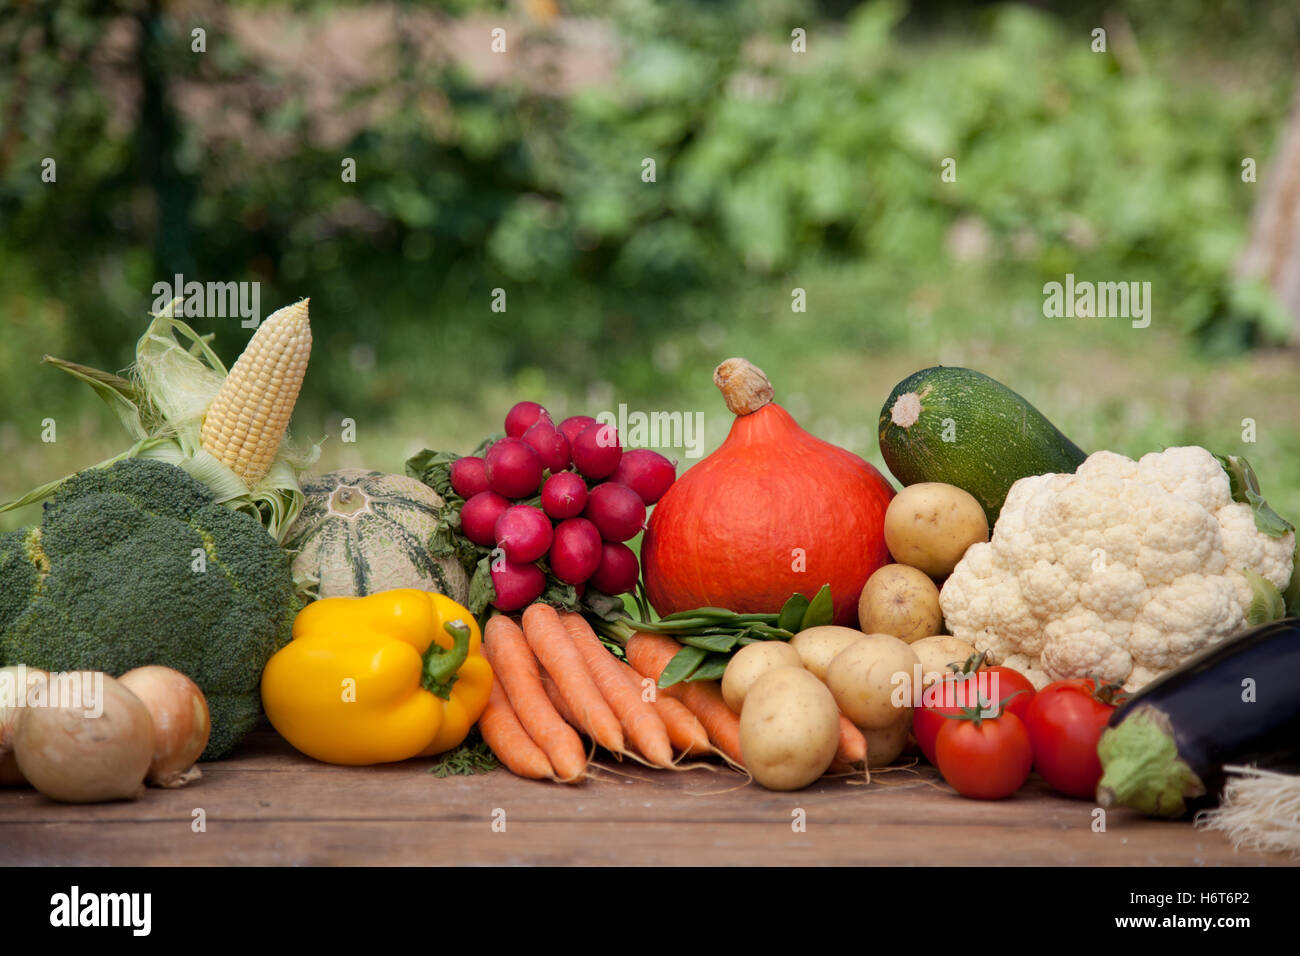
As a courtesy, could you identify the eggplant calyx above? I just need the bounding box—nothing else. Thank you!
[1095,705,1206,818]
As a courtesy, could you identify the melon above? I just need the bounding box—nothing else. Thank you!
[285,469,470,603]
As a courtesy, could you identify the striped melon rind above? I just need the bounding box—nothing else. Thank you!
[284,468,470,604]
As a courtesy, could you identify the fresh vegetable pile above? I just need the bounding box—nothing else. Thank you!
[4,308,1300,862]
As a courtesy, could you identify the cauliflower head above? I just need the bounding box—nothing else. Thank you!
[939,446,1295,690]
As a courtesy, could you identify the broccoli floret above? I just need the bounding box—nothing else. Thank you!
[0,458,298,759]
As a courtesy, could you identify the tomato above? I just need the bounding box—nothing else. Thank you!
[979,665,1036,722]
[914,663,1035,765]
[934,711,1033,800]
[1021,677,1127,799]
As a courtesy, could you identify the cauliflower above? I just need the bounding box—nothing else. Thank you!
[939,446,1295,691]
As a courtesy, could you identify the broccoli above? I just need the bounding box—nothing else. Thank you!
[0,458,298,759]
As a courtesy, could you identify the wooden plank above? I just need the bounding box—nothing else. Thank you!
[0,731,1293,866]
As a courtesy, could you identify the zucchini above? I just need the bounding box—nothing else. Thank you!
[877,367,1087,525]
[1097,618,1300,817]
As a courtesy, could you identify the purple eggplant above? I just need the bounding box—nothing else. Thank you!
[1096,618,1300,817]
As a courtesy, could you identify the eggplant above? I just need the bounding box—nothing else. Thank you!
[1096,618,1300,818]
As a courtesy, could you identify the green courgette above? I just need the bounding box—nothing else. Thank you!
[877,367,1087,525]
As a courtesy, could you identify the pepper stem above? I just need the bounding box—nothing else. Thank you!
[1095,705,1205,817]
[423,620,472,701]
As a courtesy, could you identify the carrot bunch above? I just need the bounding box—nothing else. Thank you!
[479,604,732,782]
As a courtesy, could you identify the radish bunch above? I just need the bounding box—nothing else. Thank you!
[450,401,678,611]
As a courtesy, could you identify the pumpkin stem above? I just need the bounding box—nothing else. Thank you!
[714,358,774,416]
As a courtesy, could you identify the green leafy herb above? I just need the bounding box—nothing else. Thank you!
[428,734,499,777]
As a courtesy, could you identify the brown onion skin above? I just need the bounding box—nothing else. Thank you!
[119,666,210,788]
[0,667,48,787]
[14,672,153,803]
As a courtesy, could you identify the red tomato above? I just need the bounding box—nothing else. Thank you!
[1022,678,1127,799]
[979,665,1036,722]
[914,664,1035,765]
[934,711,1033,800]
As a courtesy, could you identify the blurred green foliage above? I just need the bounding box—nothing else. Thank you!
[2,0,1298,527]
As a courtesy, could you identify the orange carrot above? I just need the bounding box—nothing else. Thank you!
[837,715,868,767]
[561,612,674,767]
[614,658,712,757]
[521,603,625,755]
[540,669,582,729]
[626,631,744,768]
[484,614,586,782]
[479,679,556,781]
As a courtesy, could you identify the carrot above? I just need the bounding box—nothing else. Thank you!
[614,658,712,757]
[479,679,556,781]
[540,669,582,729]
[521,603,625,756]
[837,715,868,767]
[484,614,586,782]
[626,631,744,769]
[561,612,674,767]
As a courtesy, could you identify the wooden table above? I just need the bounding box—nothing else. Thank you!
[0,730,1292,866]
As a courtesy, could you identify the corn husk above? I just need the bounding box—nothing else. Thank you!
[0,299,319,542]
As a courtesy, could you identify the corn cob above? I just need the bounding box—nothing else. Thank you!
[200,299,312,486]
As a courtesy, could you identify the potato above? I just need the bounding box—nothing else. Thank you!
[883,482,990,578]
[857,564,942,644]
[739,667,841,791]
[789,626,867,681]
[826,634,920,730]
[910,635,977,687]
[721,641,803,713]
[864,711,913,768]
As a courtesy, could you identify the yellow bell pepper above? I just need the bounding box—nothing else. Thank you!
[261,589,494,765]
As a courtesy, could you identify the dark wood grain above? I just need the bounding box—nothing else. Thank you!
[0,730,1292,866]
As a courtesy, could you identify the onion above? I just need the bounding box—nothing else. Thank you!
[0,666,48,787]
[14,671,153,803]
[118,666,210,788]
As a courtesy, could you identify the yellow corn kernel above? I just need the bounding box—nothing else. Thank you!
[200,299,311,485]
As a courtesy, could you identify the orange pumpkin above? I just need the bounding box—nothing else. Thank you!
[642,358,895,627]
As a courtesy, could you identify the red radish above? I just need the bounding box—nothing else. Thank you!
[571,422,622,479]
[491,561,547,611]
[542,472,588,520]
[558,415,598,447]
[494,505,554,564]
[449,456,491,499]
[590,542,640,595]
[610,449,677,505]
[461,491,511,547]
[522,419,571,474]
[584,482,646,542]
[485,438,544,499]
[549,518,603,584]
[505,401,549,438]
